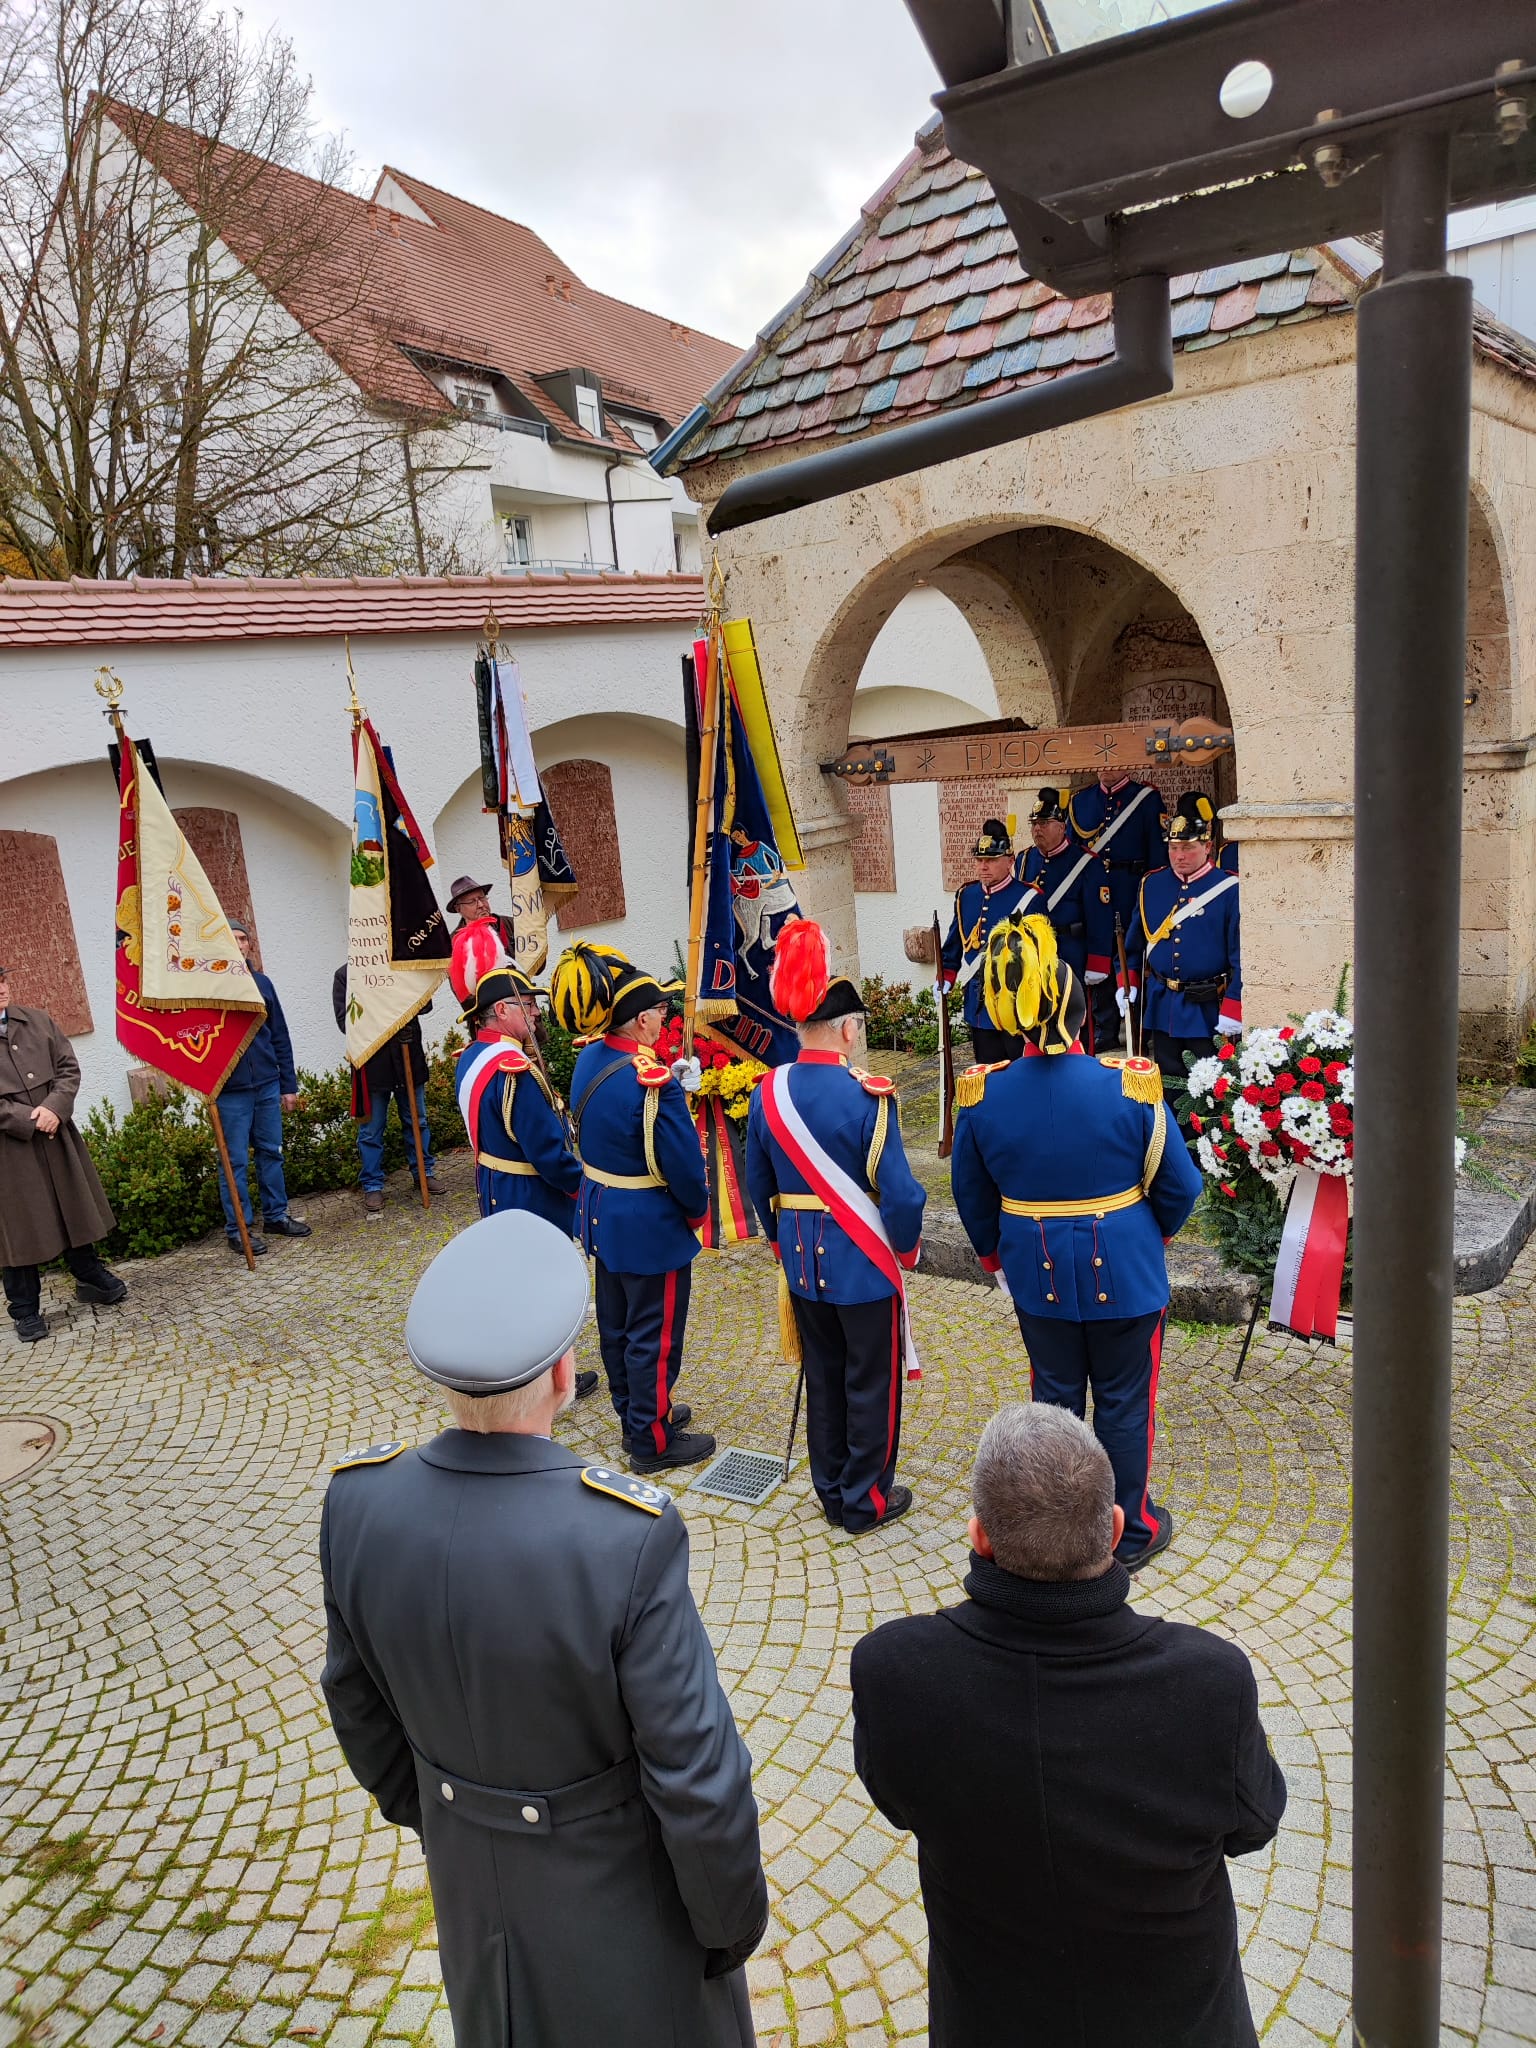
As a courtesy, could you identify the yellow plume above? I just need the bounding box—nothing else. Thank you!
[982,914,1060,1038]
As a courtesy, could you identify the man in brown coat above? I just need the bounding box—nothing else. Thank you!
[0,967,126,1343]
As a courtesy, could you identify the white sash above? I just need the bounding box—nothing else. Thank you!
[1046,850,1096,913]
[1085,781,1156,858]
[457,1038,517,1137]
[1166,869,1239,932]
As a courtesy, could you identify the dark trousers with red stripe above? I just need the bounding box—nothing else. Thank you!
[594,1260,691,1458]
[1015,1308,1167,1559]
[791,1294,902,1532]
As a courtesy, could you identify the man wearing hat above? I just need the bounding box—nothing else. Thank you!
[1123,792,1243,1088]
[1068,772,1167,1049]
[939,818,1043,1064]
[745,921,926,1534]
[320,1210,768,2048]
[552,945,715,1474]
[950,914,1202,1570]
[1020,789,1115,1050]
[446,874,517,957]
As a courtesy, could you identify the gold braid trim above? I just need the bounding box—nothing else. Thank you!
[866,1094,889,1197]
[1142,1098,1169,1192]
[1098,1053,1165,1106]
[778,1264,803,1366]
[954,1061,1008,1111]
[499,1068,519,1141]
[643,1085,662,1182]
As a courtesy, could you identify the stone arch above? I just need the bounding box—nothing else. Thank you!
[1465,482,1515,746]
[924,558,1057,723]
[1460,482,1524,1074]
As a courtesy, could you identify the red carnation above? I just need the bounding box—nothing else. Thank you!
[1325,1062,1346,1085]
[1242,1083,1263,1104]
[1221,1114,1233,1131]
[1262,1109,1283,1130]
[1274,1072,1296,1094]
[1279,1026,1295,1040]
[1260,1086,1281,1108]
[1299,1055,1322,1075]
[1260,1141,1280,1157]
[1190,1112,1204,1134]
[1214,1076,1231,1100]
[1291,1142,1312,1160]
[1219,1181,1237,1198]
[1301,1080,1326,1101]
[1219,1041,1236,1060]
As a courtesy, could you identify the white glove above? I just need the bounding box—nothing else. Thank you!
[1115,986,1136,1017]
[670,1055,703,1091]
[1215,1016,1242,1036]
[1084,970,1107,986]
[992,1267,1012,1299]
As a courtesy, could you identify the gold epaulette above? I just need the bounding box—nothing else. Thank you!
[632,1054,670,1088]
[1098,1053,1165,1104]
[852,1067,896,1096]
[954,1061,1009,1111]
[332,1440,406,1472]
[498,1044,531,1072]
[581,1465,669,1514]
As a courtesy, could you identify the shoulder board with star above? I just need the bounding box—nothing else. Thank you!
[332,1440,407,1472]
[852,1067,896,1096]
[953,1060,1010,1110]
[1098,1054,1165,1104]
[632,1054,670,1088]
[581,1464,669,1514]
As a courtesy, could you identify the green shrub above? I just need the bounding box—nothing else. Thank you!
[858,976,963,1053]
[84,1030,470,1262]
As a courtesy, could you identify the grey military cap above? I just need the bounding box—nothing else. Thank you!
[405,1211,590,1394]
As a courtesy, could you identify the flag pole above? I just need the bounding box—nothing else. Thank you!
[684,556,726,1059]
[400,1039,431,1211]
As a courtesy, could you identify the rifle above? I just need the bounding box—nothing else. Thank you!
[1113,913,1139,1059]
[932,910,955,1159]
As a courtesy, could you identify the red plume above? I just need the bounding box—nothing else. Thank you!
[450,917,509,1006]
[770,917,830,1023]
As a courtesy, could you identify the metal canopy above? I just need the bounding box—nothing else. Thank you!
[912,0,1536,294]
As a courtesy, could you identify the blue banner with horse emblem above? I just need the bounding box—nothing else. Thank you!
[687,637,801,1067]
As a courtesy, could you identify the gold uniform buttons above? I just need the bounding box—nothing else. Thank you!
[1098,1292,1108,1302]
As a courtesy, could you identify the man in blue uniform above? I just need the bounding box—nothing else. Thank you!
[745,919,926,1534]
[950,915,1202,1569]
[552,945,715,1474]
[1068,773,1166,1049]
[1124,792,1243,1090]
[320,1210,767,2048]
[1019,790,1114,1049]
[939,818,1042,1064]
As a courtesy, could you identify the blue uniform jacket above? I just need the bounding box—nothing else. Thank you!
[951,1049,1202,1320]
[1020,839,1115,984]
[572,1033,708,1276]
[224,970,296,1094]
[744,1052,925,1304]
[1067,779,1166,936]
[456,1034,580,1233]
[940,875,1043,1030]
[1127,862,1243,1040]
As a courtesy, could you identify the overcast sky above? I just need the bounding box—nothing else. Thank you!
[238,0,943,349]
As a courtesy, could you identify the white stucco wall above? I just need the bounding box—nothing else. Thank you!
[850,588,1000,986]
[0,620,701,1112]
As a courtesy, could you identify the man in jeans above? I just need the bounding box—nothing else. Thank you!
[332,966,442,1217]
[216,923,311,1255]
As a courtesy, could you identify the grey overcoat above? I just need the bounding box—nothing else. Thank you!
[320,1430,767,2048]
[0,1008,115,1266]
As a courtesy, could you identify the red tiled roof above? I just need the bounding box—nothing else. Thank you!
[0,572,705,647]
[676,129,1536,470]
[103,104,740,444]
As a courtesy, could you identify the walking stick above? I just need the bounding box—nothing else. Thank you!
[783,1364,805,1483]
[400,1039,431,1210]
[208,1101,256,1270]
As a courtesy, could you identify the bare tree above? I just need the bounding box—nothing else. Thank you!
[0,0,470,579]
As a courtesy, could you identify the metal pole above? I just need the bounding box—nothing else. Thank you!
[1352,128,1470,2047]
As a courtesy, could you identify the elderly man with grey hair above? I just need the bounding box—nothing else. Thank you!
[850,1403,1286,2047]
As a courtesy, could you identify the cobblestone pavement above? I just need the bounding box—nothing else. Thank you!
[1,1155,1534,2048]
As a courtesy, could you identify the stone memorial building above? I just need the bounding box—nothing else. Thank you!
[665,123,1536,1074]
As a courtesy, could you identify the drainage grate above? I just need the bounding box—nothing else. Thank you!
[690,1448,785,1507]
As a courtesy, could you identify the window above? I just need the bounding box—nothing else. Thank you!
[455,383,492,413]
[622,417,659,451]
[574,384,602,436]
[506,515,533,567]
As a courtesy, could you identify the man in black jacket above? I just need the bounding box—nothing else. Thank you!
[850,1403,1285,2048]
[332,966,441,1216]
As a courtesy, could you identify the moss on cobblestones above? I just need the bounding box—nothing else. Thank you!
[0,1155,1533,2045]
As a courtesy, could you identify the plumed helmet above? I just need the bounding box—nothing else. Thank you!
[450,916,510,1008]
[971,816,1013,858]
[1029,788,1068,824]
[770,917,864,1026]
[549,942,627,1035]
[982,913,1085,1053]
[1166,791,1216,842]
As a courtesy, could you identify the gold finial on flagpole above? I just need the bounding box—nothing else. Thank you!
[93,664,127,737]
[483,604,501,658]
[343,636,364,724]
[706,549,725,620]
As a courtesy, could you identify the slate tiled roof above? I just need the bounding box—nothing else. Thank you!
[0,572,705,648]
[675,128,1536,472]
[105,104,740,449]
